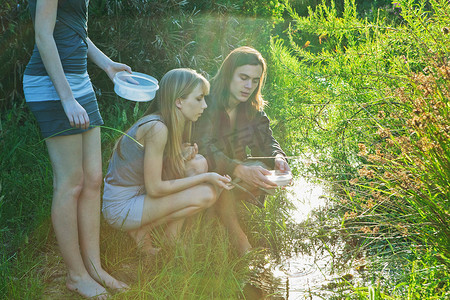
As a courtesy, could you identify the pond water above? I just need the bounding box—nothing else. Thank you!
[273,175,334,299]
[258,174,364,299]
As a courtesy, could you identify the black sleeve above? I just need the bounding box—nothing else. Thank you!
[250,111,286,168]
[192,109,241,176]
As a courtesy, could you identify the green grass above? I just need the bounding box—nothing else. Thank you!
[98,215,252,299]
[2,0,450,299]
[0,97,295,299]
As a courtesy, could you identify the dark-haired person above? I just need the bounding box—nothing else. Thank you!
[22,0,131,298]
[193,47,290,255]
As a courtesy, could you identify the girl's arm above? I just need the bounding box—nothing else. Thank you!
[142,121,230,198]
[35,0,89,129]
[86,38,131,81]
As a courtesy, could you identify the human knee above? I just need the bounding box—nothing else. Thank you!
[185,154,208,176]
[83,168,103,190]
[53,169,84,195]
[52,173,84,208]
[197,185,217,208]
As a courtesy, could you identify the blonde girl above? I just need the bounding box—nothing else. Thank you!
[102,68,232,254]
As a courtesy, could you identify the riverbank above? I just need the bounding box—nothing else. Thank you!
[2,1,449,298]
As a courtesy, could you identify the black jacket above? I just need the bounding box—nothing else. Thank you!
[192,100,286,176]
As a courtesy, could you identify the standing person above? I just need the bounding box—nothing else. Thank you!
[102,68,232,256]
[193,46,290,256]
[23,0,131,298]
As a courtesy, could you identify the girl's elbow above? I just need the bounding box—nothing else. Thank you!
[34,34,44,46]
[146,186,165,198]
[35,32,52,47]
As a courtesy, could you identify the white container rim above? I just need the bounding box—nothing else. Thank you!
[113,71,159,92]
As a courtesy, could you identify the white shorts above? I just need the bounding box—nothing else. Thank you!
[102,183,145,230]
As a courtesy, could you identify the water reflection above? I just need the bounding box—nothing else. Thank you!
[242,166,363,299]
[274,175,333,299]
[286,176,328,222]
[266,173,366,299]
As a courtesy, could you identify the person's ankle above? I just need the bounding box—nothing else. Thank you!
[67,270,90,283]
[85,262,105,277]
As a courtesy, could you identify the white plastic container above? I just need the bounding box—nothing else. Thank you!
[113,71,159,101]
[266,170,293,186]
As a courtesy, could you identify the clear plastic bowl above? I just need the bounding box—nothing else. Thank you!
[266,170,293,186]
[113,71,159,102]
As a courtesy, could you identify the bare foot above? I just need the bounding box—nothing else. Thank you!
[88,267,129,292]
[165,219,185,242]
[66,274,109,299]
[136,236,161,257]
[128,228,160,257]
[141,244,161,257]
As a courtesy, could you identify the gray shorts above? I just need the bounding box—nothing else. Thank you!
[102,183,145,231]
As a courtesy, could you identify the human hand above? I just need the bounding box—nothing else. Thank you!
[206,173,233,190]
[61,98,90,129]
[105,61,132,82]
[275,156,290,173]
[182,143,198,161]
[233,164,277,189]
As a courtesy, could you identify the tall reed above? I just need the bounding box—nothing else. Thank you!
[274,0,450,297]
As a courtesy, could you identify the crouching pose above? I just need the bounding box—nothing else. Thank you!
[193,47,290,256]
[102,68,232,254]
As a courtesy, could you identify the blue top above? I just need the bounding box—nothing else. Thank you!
[24,0,89,76]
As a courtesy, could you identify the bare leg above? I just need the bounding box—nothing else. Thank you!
[165,219,185,243]
[124,155,217,254]
[46,134,108,299]
[185,154,208,176]
[215,190,252,256]
[128,225,160,256]
[77,128,129,291]
[125,182,217,253]
[163,155,206,243]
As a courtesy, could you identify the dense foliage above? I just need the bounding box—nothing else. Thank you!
[1,0,449,299]
[271,0,449,297]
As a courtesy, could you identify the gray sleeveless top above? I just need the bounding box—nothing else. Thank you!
[104,115,163,187]
[25,0,89,75]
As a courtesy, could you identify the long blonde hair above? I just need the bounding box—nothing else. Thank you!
[144,68,210,179]
[210,46,267,114]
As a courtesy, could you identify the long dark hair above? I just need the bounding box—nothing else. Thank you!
[210,46,267,114]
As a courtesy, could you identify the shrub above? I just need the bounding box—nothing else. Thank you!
[274,0,449,296]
